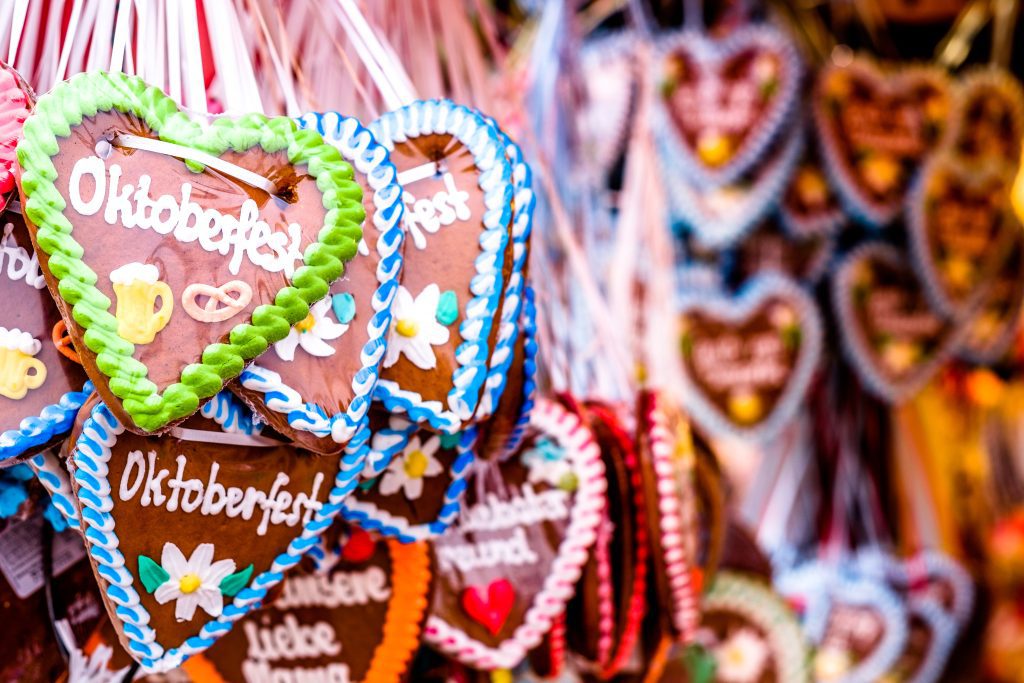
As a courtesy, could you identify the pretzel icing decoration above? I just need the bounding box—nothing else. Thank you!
[181,280,253,323]
[51,320,81,364]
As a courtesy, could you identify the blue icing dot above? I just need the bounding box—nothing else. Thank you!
[436,290,459,326]
[332,293,356,324]
[44,503,68,533]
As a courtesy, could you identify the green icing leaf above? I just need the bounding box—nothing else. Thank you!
[439,432,461,450]
[219,564,254,597]
[436,290,459,326]
[138,555,169,594]
[684,644,717,683]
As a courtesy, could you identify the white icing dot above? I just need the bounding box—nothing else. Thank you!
[109,262,160,285]
[0,327,41,355]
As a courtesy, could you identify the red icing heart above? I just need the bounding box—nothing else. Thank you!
[340,528,375,564]
[462,580,515,636]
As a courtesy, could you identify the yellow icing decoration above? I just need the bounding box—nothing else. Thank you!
[179,573,201,594]
[697,131,733,167]
[295,312,317,333]
[111,262,173,344]
[728,391,763,425]
[0,328,46,400]
[395,319,419,338]
[404,450,429,478]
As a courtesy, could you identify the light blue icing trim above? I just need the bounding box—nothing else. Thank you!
[903,598,959,683]
[30,449,80,531]
[497,284,537,459]
[666,121,803,250]
[0,380,93,464]
[238,112,404,447]
[474,124,534,421]
[371,99,513,432]
[341,423,477,543]
[199,390,264,435]
[653,24,803,189]
[677,273,821,442]
[70,397,364,673]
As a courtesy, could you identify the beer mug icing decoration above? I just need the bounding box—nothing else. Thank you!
[68,390,360,672]
[833,243,965,402]
[187,524,431,683]
[677,274,823,441]
[814,57,951,226]
[424,399,605,670]
[370,99,514,433]
[15,72,364,433]
[235,113,404,454]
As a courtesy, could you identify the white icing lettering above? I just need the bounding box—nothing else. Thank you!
[400,171,471,250]
[68,156,305,277]
[435,526,539,573]
[117,450,323,536]
[455,484,570,533]
[275,567,391,610]
[0,223,46,289]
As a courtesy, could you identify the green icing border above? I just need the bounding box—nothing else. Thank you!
[17,71,364,432]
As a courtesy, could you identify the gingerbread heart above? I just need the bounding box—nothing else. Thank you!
[833,243,964,402]
[856,547,974,628]
[16,72,364,433]
[779,137,846,238]
[814,57,951,226]
[342,412,477,542]
[67,391,357,671]
[425,399,605,669]
[960,230,1024,363]
[736,217,835,284]
[578,33,638,176]
[370,99,514,432]
[655,25,802,187]
[947,66,1024,164]
[186,522,431,683]
[0,206,91,463]
[658,572,810,683]
[678,274,822,440]
[234,112,404,454]
[667,120,803,249]
[636,391,701,642]
[884,598,958,683]
[907,152,1019,315]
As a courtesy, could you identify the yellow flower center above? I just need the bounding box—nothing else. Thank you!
[697,131,733,167]
[404,450,429,478]
[395,319,419,338]
[295,313,316,333]
[728,392,763,424]
[178,573,202,594]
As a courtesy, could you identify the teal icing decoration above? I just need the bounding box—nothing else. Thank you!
[219,564,254,598]
[439,432,462,450]
[43,503,68,533]
[436,290,459,326]
[331,292,356,324]
[138,555,170,594]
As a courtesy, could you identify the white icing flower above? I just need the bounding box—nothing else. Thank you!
[274,297,348,362]
[377,434,444,500]
[153,542,236,622]
[0,326,41,355]
[713,627,771,683]
[383,284,451,370]
[521,438,571,488]
[56,619,128,683]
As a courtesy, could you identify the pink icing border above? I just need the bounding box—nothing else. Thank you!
[424,398,607,670]
[0,62,29,197]
[646,392,700,642]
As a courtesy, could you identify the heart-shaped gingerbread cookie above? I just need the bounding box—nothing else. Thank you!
[235,112,404,454]
[814,57,951,226]
[678,274,823,441]
[779,137,846,238]
[342,412,477,542]
[578,33,638,177]
[907,152,1019,315]
[833,243,964,402]
[961,230,1024,363]
[370,99,514,433]
[736,217,835,284]
[68,391,357,671]
[424,398,605,669]
[184,523,431,683]
[948,66,1024,164]
[655,25,802,188]
[16,72,364,433]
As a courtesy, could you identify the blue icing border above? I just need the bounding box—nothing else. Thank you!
[69,397,364,672]
[238,112,404,447]
[665,120,803,250]
[474,123,534,420]
[371,99,513,432]
[496,284,538,459]
[341,421,476,543]
[678,273,822,442]
[653,24,803,189]
[0,380,93,464]
[30,449,80,531]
